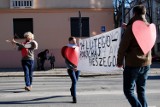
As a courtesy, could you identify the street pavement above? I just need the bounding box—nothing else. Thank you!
[0,62,160,77]
[0,62,159,107]
[0,75,159,107]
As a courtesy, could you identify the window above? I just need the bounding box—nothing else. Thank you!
[10,0,33,8]
[13,18,33,39]
[70,17,90,37]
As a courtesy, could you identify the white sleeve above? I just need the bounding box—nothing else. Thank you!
[24,43,32,48]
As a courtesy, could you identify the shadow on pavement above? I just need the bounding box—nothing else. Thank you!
[0,95,72,104]
[151,62,160,68]
[0,88,25,93]
[148,75,160,80]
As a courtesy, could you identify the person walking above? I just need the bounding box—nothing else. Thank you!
[10,32,38,91]
[64,37,80,103]
[117,5,154,107]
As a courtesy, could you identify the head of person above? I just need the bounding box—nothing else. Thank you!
[133,5,146,16]
[24,32,34,41]
[44,49,49,53]
[68,36,77,45]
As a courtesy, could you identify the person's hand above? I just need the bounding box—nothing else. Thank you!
[73,68,78,72]
[117,64,123,68]
[11,39,17,45]
[121,23,127,29]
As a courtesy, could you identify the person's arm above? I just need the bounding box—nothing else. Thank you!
[11,39,32,49]
[122,23,127,29]
[117,26,132,67]
[65,58,77,70]
[16,43,31,49]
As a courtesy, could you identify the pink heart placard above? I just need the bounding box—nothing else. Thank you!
[61,46,79,66]
[132,20,156,54]
[61,46,67,58]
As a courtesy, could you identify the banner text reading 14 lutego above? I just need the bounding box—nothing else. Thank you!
[78,28,121,73]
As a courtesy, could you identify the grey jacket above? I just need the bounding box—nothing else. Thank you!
[16,40,38,60]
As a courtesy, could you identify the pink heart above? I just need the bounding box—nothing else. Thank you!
[132,20,156,54]
[61,46,67,58]
[61,46,79,66]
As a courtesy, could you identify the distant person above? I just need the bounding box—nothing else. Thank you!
[37,49,49,70]
[63,37,80,103]
[8,32,38,91]
[48,53,55,69]
[117,5,153,107]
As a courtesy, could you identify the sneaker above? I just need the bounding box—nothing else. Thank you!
[72,97,77,103]
[70,88,73,96]
[24,86,31,91]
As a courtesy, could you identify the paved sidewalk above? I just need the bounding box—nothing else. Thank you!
[0,62,160,77]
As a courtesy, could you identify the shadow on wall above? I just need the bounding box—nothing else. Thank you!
[0,48,65,69]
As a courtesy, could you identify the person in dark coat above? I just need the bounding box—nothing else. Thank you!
[117,5,152,107]
[37,49,49,70]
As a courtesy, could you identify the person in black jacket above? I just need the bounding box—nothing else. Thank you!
[37,49,49,70]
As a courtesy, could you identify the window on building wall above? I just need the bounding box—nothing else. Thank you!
[70,17,90,37]
[13,18,33,39]
[11,0,33,8]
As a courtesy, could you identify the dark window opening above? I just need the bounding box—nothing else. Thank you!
[13,18,33,39]
[24,1,26,6]
[27,1,29,6]
[30,1,32,6]
[157,43,160,52]
[70,17,90,37]
[18,1,20,6]
[15,1,17,6]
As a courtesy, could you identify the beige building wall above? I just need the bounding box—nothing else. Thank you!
[0,8,114,68]
[0,0,113,9]
[33,0,113,8]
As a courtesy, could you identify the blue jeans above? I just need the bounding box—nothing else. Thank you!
[22,60,34,87]
[123,66,150,107]
[67,69,80,97]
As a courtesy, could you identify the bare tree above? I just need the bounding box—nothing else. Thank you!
[113,0,153,28]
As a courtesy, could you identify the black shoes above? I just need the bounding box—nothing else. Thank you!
[72,97,77,103]
[70,88,77,103]
[70,88,73,96]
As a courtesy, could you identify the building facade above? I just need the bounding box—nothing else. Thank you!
[0,0,114,68]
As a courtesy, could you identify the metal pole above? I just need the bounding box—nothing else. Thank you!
[121,0,125,24]
[79,11,82,37]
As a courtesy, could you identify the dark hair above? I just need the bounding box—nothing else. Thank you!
[68,36,76,41]
[44,49,49,53]
[133,5,146,15]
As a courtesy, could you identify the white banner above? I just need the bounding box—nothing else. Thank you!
[78,28,122,73]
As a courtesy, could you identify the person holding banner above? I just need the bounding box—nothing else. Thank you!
[63,37,80,103]
[117,5,155,107]
[7,32,38,91]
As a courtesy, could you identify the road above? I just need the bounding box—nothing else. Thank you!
[0,74,159,107]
